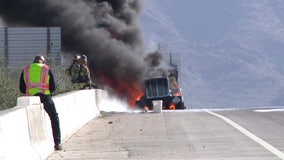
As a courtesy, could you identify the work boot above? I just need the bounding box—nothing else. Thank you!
[54,144,62,151]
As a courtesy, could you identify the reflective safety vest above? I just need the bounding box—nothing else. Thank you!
[24,63,51,96]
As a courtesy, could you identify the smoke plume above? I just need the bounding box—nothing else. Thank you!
[0,0,150,105]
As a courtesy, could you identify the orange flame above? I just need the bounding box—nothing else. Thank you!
[99,72,144,107]
[169,103,176,110]
[117,80,144,106]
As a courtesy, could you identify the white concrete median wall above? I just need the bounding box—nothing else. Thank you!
[0,89,107,160]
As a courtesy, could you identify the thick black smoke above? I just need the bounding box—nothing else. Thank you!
[0,0,150,104]
[144,51,175,79]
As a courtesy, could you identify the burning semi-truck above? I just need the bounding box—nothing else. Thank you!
[136,64,185,110]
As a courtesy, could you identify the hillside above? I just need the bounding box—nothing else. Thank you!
[140,0,284,109]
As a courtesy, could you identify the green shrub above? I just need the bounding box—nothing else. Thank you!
[0,65,74,111]
[50,65,75,95]
[0,67,22,110]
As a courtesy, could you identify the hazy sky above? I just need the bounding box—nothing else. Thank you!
[142,0,244,45]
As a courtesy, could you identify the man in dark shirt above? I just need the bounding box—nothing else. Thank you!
[19,55,62,151]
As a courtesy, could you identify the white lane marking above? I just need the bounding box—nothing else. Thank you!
[254,109,284,112]
[204,109,284,159]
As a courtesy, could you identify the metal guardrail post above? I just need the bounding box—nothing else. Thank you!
[47,27,51,59]
[4,27,8,68]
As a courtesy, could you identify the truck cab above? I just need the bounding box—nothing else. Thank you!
[136,77,185,110]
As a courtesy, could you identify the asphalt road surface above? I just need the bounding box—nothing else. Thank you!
[47,109,284,160]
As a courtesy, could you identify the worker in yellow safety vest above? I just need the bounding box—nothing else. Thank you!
[19,55,62,151]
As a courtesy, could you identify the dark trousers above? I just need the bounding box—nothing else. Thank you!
[35,93,61,146]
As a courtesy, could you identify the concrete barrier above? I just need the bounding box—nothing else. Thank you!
[26,104,54,159]
[52,89,102,142]
[0,89,107,160]
[17,96,41,106]
[0,107,39,160]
